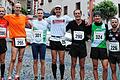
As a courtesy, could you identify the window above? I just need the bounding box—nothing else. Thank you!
[64,6,68,15]
[40,0,44,5]
[76,2,80,9]
[48,0,52,2]
[27,1,32,14]
[118,4,120,17]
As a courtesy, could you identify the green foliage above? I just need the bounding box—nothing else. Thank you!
[21,7,28,15]
[94,0,117,22]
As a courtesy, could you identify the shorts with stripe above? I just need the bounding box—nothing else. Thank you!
[12,38,26,48]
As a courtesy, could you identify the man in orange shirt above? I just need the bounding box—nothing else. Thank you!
[4,3,29,80]
[0,7,8,80]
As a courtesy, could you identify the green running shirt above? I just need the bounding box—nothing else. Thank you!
[91,23,107,48]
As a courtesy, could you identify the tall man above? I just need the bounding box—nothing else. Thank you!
[4,3,29,80]
[66,9,89,80]
[108,17,120,80]
[46,5,72,80]
[88,11,109,80]
[31,8,48,80]
[0,7,8,80]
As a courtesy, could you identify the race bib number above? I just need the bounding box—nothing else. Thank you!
[74,31,84,40]
[109,42,119,52]
[33,30,43,42]
[15,38,26,47]
[0,27,6,38]
[94,32,104,41]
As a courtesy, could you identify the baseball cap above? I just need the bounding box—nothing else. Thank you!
[54,5,62,8]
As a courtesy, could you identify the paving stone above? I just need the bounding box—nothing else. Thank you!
[3,42,117,80]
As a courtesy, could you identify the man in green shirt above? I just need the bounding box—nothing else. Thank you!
[88,11,109,80]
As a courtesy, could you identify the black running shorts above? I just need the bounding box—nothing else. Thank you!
[109,52,120,64]
[50,40,65,50]
[90,47,108,60]
[0,39,7,54]
[69,43,87,58]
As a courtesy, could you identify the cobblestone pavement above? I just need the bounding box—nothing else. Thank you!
[3,42,120,80]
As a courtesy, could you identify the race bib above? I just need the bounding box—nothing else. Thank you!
[74,31,84,40]
[33,30,43,42]
[94,32,104,41]
[109,42,119,52]
[15,38,26,47]
[0,27,7,38]
[60,38,66,46]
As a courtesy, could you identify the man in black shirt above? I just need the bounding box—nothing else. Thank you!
[66,9,89,80]
[108,17,120,80]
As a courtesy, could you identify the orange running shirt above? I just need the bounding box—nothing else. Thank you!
[0,18,8,38]
[4,14,28,38]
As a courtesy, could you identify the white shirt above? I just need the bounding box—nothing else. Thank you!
[31,19,48,44]
[46,15,72,37]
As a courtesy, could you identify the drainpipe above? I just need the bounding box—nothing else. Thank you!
[34,0,36,15]
[88,0,94,24]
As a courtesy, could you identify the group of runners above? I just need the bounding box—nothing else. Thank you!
[0,2,120,80]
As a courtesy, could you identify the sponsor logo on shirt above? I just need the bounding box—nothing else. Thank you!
[52,20,65,24]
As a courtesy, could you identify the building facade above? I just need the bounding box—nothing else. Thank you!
[39,0,120,23]
[0,0,12,13]
[40,0,88,19]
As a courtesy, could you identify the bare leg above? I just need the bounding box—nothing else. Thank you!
[16,48,25,76]
[33,60,38,78]
[41,60,45,80]
[51,50,57,79]
[71,57,77,80]
[8,46,18,77]
[0,52,6,78]
[92,59,98,80]
[110,63,117,80]
[101,59,108,80]
[79,58,85,80]
[58,50,65,80]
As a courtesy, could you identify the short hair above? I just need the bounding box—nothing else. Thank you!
[37,8,43,12]
[0,7,5,11]
[73,9,82,15]
[14,3,21,7]
[110,17,119,22]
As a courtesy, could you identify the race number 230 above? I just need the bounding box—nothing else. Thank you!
[74,31,84,40]
[15,38,26,47]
